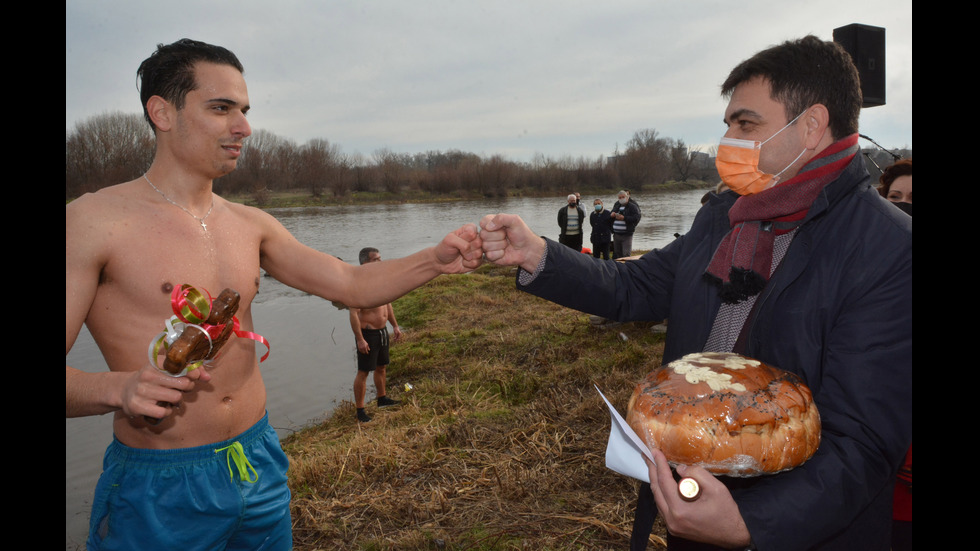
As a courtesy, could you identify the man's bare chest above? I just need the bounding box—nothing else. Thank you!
[91,211,263,335]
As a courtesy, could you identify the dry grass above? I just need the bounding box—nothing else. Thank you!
[284,263,668,550]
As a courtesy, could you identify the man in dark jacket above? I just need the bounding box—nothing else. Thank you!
[611,190,641,258]
[479,36,911,551]
[557,193,586,252]
[590,198,613,259]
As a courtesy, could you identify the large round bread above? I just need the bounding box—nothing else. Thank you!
[626,352,820,477]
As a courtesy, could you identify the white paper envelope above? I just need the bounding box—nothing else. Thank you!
[595,384,656,483]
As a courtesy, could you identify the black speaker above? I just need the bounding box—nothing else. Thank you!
[833,24,886,107]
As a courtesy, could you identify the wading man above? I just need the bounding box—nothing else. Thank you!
[349,247,402,423]
[480,36,911,550]
[66,39,482,551]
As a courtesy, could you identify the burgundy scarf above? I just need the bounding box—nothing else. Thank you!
[705,134,859,304]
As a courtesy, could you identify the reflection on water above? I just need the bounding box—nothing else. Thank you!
[65,190,708,549]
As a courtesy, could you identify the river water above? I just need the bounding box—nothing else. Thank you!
[65,189,709,549]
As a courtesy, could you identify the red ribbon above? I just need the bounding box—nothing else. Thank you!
[170,284,270,363]
[232,317,271,363]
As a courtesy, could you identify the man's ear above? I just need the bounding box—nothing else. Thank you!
[146,95,175,132]
[803,104,831,149]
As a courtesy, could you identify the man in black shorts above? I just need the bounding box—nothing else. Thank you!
[349,247,403,422]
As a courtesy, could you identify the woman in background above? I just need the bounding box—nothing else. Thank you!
[878,158,912,551]
[878,158,912,216]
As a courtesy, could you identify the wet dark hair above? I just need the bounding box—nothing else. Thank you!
[137,38,244,130]
[721,35,861,140]
[878,158,912,198]
[358,247,379,265]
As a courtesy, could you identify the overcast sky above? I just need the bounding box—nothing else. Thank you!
[66,1,912,163]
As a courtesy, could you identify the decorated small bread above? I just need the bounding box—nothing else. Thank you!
[161,287,240,374]
[626,352,820,477]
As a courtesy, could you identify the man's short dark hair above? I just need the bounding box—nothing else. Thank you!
[721,35,861,140]
[136,38,244,130]
[358,247,379,265]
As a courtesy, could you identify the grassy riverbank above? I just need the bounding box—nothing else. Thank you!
[283,262,669,550]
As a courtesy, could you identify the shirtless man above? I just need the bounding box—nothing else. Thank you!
[349,247,402,422]
[65,39,482,551]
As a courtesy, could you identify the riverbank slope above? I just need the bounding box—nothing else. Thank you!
[283,262,668,549]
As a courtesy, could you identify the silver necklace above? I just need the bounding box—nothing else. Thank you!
[143,174,214,231]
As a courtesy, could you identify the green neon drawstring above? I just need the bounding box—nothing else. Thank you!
[214,441,258,483]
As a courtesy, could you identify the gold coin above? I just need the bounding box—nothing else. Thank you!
[678,477,700,501]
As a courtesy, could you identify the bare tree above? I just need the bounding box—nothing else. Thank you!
[669,139,699,182]
[374,147,408,194]
[617,128,670,190]
[327,152,355,198]
[66,112,154,199]
[477,154,515,197]
[296,138,343,197]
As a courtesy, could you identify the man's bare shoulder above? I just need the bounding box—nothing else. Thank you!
[67,180,144,224]
[79,179,146,199]
[215,197,311,258]
[216,196,286,231]
[68,181,150,256]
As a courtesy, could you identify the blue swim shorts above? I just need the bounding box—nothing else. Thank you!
[87,412,292,551]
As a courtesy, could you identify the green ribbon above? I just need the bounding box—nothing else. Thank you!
[214,441,258,483]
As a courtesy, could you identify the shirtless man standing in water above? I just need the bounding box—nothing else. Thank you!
[349,247,403,423]
[65,39,483,551]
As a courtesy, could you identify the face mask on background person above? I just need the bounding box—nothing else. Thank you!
[892,201,912,217]
[715,110,808,196]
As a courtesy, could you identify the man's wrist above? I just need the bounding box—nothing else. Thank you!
[517,241,548,286]
[518,236,547,273]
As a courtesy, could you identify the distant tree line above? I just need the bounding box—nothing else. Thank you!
[66,111,903,202]
[66,112,155,198]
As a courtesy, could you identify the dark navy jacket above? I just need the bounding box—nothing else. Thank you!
[590,208,613,243]
[519,154,912,550]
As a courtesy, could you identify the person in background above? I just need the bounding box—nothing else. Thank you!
[878,158,912,216]
[350,247,403,423]
[878,158,912,551]
[610,190,641,258]
[590,198,613,260]
[558,193,586,252]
